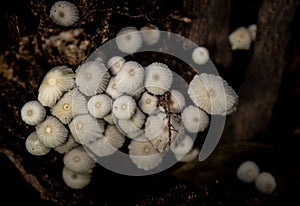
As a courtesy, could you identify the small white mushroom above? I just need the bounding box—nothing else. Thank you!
[228,27,252,50]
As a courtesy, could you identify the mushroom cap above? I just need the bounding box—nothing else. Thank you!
[168,90,186,113]
[115,61,144,94]
[138,92,159,114]
[117,108,145,139]
[54,134,79,154]
[192,46,210,65]
[144,62,173,95]
[248,24,257,41]
[128,137,163,170]
[179,148,199,162]
[75,61,110,96]
[50,88,88,124]
[255,172,276,194]
[50,1,79,27]
[62,166,92,189]
[63,146,96,174]
[181,105,209,133]
[25,131,50,156]
[187,73,238,115]
[36,115,68,148]
[105,76,125,99]
[170,134,194,161]
[228,27,252,50]
[87,125,125,157]
[107,56,126,75]
[21,100,46,126]
[140,24,160,45]
[237,160,260,183]
[112,95,136,119]
[38,65,75,107]
[69,114,104,145]
[116,27,142,54]
[145,112,184,152]
[87,94,112,118]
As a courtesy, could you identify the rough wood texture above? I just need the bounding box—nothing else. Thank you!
[223,0,300,141]
[184,0,232,67]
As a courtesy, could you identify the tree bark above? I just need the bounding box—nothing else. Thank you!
[183,0,232,67]
[223,0,300,141]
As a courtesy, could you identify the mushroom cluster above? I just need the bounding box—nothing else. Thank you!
[21,25,239,188]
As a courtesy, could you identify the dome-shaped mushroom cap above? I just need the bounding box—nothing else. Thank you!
[36,116,68,148]
[145,112,184,152]
[237,160,260,183]
[87,125,125,157]
[181,105,209,133]
[69,114,104,145]
[38,65,75,107]
[255,172,276,194]
[87,94,112,118]
[248,24,257,41]
[117,108,145,139]
[192,46,210,65]
[62,166,92,189]
[50,88,88,124]
[128,137,163,171]
[50,1,79,27]
[116,27,142,54]
[107,56,126,75]
[138,92,159,114]
[112,95,136,119]
[21,100,46,126]
[115,61,144,94]
[228,27,252,50]
[140,24,160,45]
[187,73,238,115]
[63,146,96,174]
[25,131,50,156]
[54,134,79,154]
[75,60,110,96]
[168,90,186,113]
[144,62,173,95]
[179,148,199,162]
[105,76,125,99]
[170,134,194,161]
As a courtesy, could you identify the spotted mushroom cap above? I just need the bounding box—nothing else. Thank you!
[50,1,79,27]
[105,76,125,99]
[21,100,46,126]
